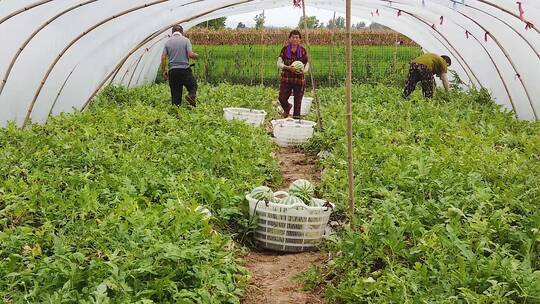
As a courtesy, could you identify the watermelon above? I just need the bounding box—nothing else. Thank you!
[250,186,273,201]
[309,199,323,207]
[289,179,315,203]
[272,191,289,202]
[195,205,212,220]
[280,195,305,206]
[292,60,304,72]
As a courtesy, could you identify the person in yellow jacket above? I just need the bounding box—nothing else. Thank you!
[402,53,451,98]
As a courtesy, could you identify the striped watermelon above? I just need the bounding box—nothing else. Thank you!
[250,186,273,201]
[272,191,289,202]
[289,179,315,203]
[195,205,212,220]
[280,195,305,206]
[292,60,304,72]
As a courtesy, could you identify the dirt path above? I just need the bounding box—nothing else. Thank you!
[242,147,326,304]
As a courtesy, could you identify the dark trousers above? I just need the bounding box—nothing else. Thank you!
[168,68,197,106]
[402,63,435,98]
[278,82,305,118]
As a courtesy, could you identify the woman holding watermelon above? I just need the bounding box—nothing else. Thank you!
[277,30,310,119]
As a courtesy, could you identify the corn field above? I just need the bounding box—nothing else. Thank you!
[158,29,422,87]
[186,28,417,46]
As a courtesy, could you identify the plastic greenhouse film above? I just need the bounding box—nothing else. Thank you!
[0,0,539,126]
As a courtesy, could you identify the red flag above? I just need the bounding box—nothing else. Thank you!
[517,2,525,21]
[293,0,302,7]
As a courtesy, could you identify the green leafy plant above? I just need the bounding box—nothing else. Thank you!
[0,83,281,303]
[304,84,540,303]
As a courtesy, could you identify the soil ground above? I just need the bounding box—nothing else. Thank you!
[241,147,326,304]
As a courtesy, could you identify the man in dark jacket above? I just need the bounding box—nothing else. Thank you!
[161,25,199,106]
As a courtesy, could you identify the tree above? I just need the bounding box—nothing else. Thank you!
[298,16,322,29]
[353,21,366,29]
[254,13,265,29]
[236,22,246,29]
[327,16,345,29]
[195,17,227,29]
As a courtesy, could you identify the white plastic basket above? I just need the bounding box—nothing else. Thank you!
[271,118,316,147]
[288,96,314,116]
[223,107,267,127]
[247,191,334,252]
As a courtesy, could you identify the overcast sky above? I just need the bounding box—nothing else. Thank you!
[224,6,369,28]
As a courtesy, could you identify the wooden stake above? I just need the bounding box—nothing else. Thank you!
[345,0,355,229]
[260,11,265,86]
[203,44,209,82]
[301,0,323,130]
[328,11,336,86]
[393,32,398,75]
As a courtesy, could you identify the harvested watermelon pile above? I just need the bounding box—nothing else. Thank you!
[249,179,318,206]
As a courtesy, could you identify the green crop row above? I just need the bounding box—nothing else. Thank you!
[301,85,540,303]
[4,81,538,303]
[0,84,281,303]
[157,45,422,87]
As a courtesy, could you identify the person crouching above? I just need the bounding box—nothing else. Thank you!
[402,53,451,99]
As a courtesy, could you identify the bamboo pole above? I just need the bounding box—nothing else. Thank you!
[0,0,100,96]
[473,0,539,34]
[383,3,525,116]
[393,32,398,75]
[78,0,256,111]
[74,2,477,119]
[301,0,323,130]
[12,1,538,125]
[22,0,172,128]
[76,0,505,119]
[375,3,523,116]
[345,0,355,229]
[328,11,336,86]
[395,8,515,116]
[260,11,265,86]
[127,51,146,88]
[455,10,537,119]
[22,0,257,127]
[0,0,53,25]
[204,44,209,82]
[205,19,210,83]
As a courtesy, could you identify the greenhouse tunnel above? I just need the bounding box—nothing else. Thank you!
[0,0,538,127]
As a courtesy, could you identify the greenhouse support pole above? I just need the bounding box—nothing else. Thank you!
[301,0,323,130]
[345,0,355,228]
[328,11,336,86]
[260,10,265,86]
[393,32,398,75]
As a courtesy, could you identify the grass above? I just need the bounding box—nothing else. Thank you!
[157,45,422,87]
